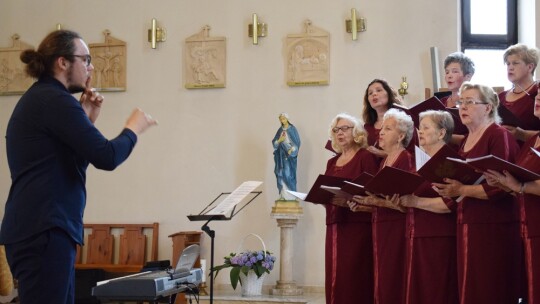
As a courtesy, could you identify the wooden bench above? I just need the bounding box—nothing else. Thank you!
[75,223,159,273]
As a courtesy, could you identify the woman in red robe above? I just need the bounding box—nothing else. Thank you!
[484,87,540,303]
[362,79,417,159]
[433,83,521,303]
[400,110,459,304]
[498,44,539,142]
[350,108,415,304]
[440,52,475,108]
[324,113,379,304]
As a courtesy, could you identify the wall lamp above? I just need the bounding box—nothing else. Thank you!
[398,76,409,97]
[148,18,166,49]
[345,8,366,41]
[248,13,267,45]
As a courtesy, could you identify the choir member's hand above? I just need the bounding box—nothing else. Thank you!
[80,77,103,123]
[351,195,368,205]
[367,146,388,158]
[485,169,520,193]
[384,193,406,212]
[432,178,463,198]
[330,196,349,207]
[483,170,503,187]
[347,199,373,212]
[399,194,418,208]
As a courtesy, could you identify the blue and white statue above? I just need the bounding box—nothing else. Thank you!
[272,113,301,200]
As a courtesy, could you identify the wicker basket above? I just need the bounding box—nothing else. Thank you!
[237,233,267,297]
[239,270,267,297]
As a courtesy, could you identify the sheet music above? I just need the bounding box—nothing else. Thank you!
[96,271,152,286]
[415,146,431,170]
[206,181,263,215]
[531,147,540,158]
[455,175,485,202]
[285,190,307,201]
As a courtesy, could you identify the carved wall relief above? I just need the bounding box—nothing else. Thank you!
[0,34,34,95]
[89,30,126,92]
[184,25,226,89]
[285,20,330,87]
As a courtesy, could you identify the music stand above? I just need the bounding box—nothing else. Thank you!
[188,189,262,304]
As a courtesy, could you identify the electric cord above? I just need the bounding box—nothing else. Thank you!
[179,282,200,304]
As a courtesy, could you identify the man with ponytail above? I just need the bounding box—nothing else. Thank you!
[0,30,157,304]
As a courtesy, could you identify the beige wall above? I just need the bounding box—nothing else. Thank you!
[1,0,463,288]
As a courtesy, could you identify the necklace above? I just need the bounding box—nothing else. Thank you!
[446,94,459,107]
[383,149,403,167]
[512,81,535,95]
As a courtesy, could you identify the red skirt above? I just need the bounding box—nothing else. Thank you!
[325,221,374,304]
[457,222,521,303]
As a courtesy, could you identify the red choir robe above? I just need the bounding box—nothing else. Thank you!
[404,171,459,303]
[499,84,540,133]
[515,133,540,303]
[454,123,521,303]
[324,148,379,304]
[372,149,413,304]
[440,95,451,108]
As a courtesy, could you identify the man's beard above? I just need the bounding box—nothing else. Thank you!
[66,66,85,93]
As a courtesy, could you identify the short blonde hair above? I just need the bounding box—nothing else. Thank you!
[503,44,540,74]
[329,113,368,153]
[459,82,501,124]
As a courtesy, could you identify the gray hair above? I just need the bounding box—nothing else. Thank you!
[329,113,368,153]
[419,110,454,143]
[382,108,414,147]
[444,52,475,77]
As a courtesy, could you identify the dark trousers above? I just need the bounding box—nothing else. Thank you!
[5,227,76,304]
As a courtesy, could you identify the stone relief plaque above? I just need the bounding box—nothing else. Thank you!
[88,30,126,92]
[184,25,226,89]
[285,20,330,87]
[0,34,35,95]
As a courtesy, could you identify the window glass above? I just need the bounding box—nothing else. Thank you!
[470,0,507,35]
[464,49,511,89]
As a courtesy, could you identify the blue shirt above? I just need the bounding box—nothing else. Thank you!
[0,76,137,245]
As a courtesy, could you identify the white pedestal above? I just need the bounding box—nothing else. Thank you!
[270,200,303,296]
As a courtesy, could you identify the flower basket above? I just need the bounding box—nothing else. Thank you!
[211,233,276,297]
[239,269,267,296]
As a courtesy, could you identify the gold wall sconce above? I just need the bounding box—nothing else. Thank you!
[248,13,267,45]
[56,23,63,30]
[398,76,409,97]
[345,8,366,41]
[147,18,166,49]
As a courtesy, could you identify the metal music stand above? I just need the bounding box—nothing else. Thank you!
[187,190,262,304]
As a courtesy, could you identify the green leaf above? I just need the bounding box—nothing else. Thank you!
[210,264,230,279]
[230,267,240,290]
[240,265,250,276]
[254,264,265,277]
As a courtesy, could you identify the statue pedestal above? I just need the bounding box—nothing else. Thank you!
[270,200,303,296]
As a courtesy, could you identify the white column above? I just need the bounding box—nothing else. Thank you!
[270,200,303,296]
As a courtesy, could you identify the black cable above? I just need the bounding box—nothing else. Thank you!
[179,282,200,304]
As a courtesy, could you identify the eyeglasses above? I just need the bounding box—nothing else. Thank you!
[332,126,354,133]
[456,99,489,108]
[63,54,92,67]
